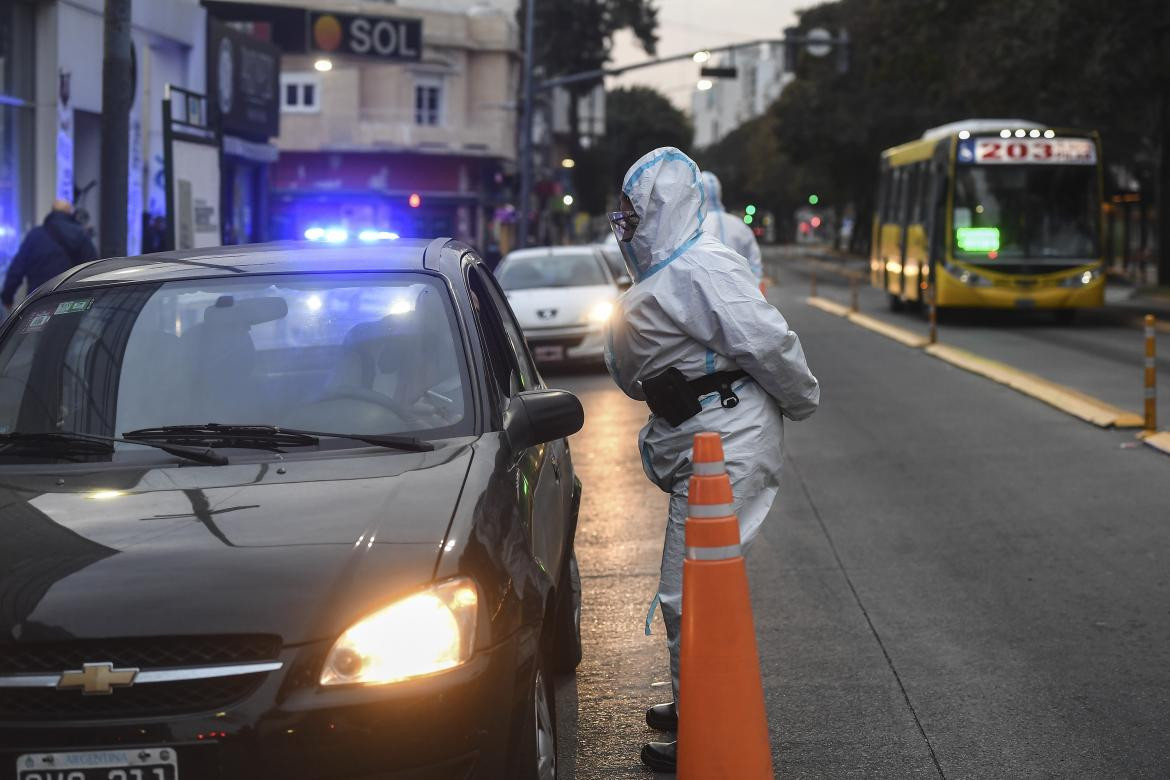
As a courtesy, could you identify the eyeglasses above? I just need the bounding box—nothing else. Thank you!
[608,210,640,233]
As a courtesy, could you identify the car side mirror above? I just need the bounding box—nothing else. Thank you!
[504,389,584,451]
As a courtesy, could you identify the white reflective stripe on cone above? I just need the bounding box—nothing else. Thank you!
[686,544,742,561]
[687,503,734,518]
[692,460,725,476]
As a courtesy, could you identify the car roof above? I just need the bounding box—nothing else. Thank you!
[55,239,448,289]
[500,246,600,261]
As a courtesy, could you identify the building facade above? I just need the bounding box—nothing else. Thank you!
[692,43,791,149]
[210,0,520,249]
[0,0,207,263]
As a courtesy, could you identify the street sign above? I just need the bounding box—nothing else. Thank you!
[806,28,833,57]
[208,19,281,141]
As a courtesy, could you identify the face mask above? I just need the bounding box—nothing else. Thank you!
[608,208,641,279]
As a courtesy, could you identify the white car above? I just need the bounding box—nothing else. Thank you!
[495,245,631,366]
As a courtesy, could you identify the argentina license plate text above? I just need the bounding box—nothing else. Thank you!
[17,748,177,780]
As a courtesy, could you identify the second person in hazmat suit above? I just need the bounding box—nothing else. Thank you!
[700,170,764,281]
[605,147,820,773]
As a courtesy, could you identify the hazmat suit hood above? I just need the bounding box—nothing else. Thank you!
[700,171,723,212]
[621,147,706,280]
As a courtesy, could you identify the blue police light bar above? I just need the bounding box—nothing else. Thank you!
[358,229,401,242]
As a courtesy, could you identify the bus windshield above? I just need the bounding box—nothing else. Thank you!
[952,166,1099,261]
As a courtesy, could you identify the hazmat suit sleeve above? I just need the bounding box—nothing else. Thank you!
[680,264,820,419]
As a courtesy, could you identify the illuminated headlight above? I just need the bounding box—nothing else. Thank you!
[587,301,614,324]
[1060,269,1101,287]
[320,578,479,686]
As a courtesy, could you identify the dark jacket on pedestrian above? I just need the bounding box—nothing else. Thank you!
[1,211,98,307]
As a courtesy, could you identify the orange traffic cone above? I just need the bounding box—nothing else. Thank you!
[677,432,773,779]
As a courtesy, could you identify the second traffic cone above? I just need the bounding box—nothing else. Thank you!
[678,432,773,779]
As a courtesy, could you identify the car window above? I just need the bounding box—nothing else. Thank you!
[0,273,473,454]
[467,265,523,399]
[481,268,540,391]
[496,252,608,290]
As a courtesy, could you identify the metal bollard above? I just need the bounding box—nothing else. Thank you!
[1145,314,1157,432]
[810,270,818,298]
[850,276,859,313]
[929,285,938,345]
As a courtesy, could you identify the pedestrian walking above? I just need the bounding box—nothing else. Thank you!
[700,170,764,280]
[604,147,820,773]
[1,200,98,312]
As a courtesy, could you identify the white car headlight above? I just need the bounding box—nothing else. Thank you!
[320,578,479,686]
[587,301,614,324]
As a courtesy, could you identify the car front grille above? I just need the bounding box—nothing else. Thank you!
[0,674,264,721]
[0,635,280,722]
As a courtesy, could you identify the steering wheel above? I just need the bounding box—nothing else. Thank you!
[312,386,415,418]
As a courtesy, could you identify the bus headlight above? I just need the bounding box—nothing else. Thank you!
[320,578,479,686]
[1059,269,1100,287]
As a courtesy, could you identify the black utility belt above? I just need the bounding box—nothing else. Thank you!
[641,368,748,427]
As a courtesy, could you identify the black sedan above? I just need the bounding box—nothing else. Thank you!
[0,238,584,780]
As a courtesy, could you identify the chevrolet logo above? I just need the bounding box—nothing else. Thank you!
[57,662,139,695]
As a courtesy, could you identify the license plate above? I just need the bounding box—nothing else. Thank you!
[533,345,565,362]
[17,748,178,780]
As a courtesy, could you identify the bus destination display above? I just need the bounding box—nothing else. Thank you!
[958,137,1097,165]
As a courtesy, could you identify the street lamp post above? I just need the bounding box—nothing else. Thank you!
[99,0,132,258]
[517,0,536,249]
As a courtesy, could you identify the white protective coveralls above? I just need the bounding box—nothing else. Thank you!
[700,170,764,280]
[604,148,820,703]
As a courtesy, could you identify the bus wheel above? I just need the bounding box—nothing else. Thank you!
[888,293,904,312]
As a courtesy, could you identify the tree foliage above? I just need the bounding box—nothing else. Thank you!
[577,86,694,214]
[716,0,1170,251]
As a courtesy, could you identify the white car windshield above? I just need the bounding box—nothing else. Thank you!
[496,252,608,290]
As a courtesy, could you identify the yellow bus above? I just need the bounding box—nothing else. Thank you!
[871,119,1104,315]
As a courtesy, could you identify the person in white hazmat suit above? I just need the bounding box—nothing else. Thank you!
[604,147,820,773]
[700,170,764,280]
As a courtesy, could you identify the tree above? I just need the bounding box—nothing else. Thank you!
[522,0,659,156]
[577,86,693,214]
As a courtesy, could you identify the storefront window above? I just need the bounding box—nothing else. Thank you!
[0,3,34,263]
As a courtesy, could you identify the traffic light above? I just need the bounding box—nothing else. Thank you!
[745,204,757,216]
[808,194,819,205]
[743,214,754,225]
[783,27,799,72]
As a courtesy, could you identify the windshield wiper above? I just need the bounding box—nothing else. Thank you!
[122,424,319,452]
[0,431,228,466]
[121,424,434,453]
[279,428,435,452]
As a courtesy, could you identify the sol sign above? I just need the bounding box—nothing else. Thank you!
[310,12,422,62]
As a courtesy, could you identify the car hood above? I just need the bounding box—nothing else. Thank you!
[504,285,614,329]
[0,443,474,645]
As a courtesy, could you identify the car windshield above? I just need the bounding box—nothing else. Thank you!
[952,165,1099,260]
[496,252,608,290]
[0,273,472,460]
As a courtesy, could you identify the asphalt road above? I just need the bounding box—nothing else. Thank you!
[547,277,1170,778]
[782,250,1170,416]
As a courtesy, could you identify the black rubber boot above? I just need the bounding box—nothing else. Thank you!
[640,740,677,773]
[645,701,678,732]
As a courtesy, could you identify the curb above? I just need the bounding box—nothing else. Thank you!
[804,296,1146,431]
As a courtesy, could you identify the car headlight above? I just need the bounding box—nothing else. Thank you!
[320,578,479,686]
[587,301,614,324]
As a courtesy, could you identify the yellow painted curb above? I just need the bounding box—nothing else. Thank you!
[924,344,1143,429]
[847,312,930,348]
[1142,431,1170,455]
[806,296,852,317]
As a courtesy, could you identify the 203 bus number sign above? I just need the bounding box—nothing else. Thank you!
[966,138,1096,165]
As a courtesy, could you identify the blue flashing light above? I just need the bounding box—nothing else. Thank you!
[358,229,401,242]
[323,228,348,243]
[304,227,325,241]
